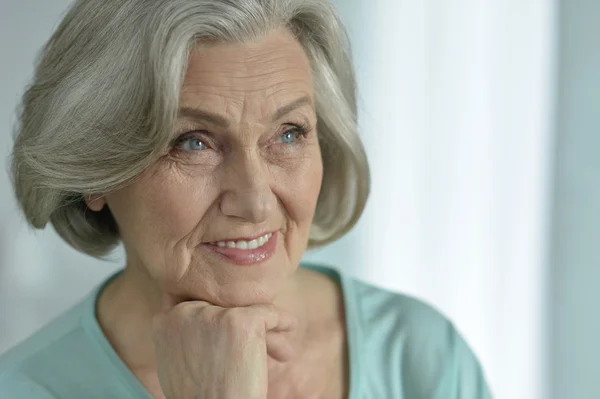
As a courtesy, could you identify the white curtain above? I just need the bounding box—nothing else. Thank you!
[1,1,555,399]
[309,1,556,398]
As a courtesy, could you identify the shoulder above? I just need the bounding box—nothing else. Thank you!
[303,262,493,398]
[0,291,107,398]
[0,297,89,373]
[348,277,493,398]
[302,262,458,338]
[348,275,454,342]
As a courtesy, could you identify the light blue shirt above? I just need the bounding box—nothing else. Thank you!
[0,263,493,398]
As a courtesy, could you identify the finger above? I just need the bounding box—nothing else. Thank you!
[161,292,182,311]
[160,292,209,311]
[266,331,295,362]
[250,304,298,333]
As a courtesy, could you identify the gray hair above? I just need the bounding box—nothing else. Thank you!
[11,0,370,258]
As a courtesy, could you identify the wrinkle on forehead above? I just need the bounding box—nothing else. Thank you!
[178,28,315,126]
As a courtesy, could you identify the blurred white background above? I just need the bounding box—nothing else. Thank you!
[1,1,599,399]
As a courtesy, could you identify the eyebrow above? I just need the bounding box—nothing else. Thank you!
[177,95,313,128]
[271,95,313,122]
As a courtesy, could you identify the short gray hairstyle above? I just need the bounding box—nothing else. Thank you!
[11,0,370,258]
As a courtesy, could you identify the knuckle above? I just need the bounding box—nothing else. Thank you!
[252,303,278,319]
[220,308,263,337]
[220,308,247,327]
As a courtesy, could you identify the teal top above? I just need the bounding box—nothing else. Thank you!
[0,264,493,398]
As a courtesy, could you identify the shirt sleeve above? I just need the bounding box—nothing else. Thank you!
[433,322,493,399]
[401,318,494,399]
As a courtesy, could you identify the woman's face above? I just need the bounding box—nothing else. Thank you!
[95,29,323,306]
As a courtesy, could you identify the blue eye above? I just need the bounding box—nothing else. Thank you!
[178,137,207,151]
[280,128,304,144]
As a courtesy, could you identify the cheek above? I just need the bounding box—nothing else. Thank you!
[108,165,218,253]
[273,149,323,224]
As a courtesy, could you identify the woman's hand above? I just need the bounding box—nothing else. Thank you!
[152,296,297,399]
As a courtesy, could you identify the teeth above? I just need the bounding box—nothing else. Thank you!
[213,233,272,251]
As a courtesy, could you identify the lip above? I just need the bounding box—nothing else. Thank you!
[201,231,278,266]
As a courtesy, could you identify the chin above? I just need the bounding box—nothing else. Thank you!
[172,258,292,308]
[206,274,289,308]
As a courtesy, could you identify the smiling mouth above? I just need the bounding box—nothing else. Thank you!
[203,232,277,266]
[207,232,273,250]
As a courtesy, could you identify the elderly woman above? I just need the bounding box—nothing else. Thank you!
[0,0,492,398]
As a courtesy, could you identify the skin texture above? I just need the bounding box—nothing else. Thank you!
[89,27,322,308]
[88,28,348,398]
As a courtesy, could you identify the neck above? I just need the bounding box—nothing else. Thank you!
[96,260,309,371]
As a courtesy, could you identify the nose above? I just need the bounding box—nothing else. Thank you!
[219,149,276,224]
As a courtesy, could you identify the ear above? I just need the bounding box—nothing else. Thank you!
[84,194,107,212]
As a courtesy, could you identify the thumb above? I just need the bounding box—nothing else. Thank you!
[266,331,296,362]
[160,292,184,311]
